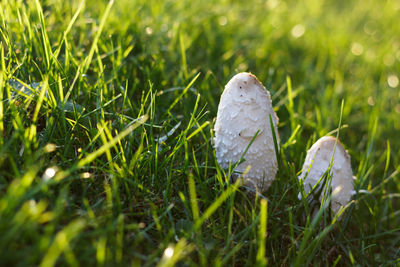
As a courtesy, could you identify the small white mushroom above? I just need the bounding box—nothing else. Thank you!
[214,72,279,192]
[298,136,354,214]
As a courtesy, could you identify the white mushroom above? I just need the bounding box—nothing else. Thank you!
[298,136,354,214]
[214,72,279,192]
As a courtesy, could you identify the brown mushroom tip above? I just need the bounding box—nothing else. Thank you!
[229,72,262,86]
[317,136,344,147]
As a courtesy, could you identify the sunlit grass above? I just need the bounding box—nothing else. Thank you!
[0,0,399,265]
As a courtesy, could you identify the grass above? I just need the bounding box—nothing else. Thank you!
[0,0,400,265]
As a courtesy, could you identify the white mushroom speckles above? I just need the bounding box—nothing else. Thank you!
[214,72,279,192]
[298,136,354,214]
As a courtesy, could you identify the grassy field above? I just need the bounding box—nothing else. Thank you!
[1,0,400,265]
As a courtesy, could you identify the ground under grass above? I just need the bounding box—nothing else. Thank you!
[0,0,399,265]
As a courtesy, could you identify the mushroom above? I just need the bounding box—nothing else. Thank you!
[214,72,279,192]
[298,136,354,214]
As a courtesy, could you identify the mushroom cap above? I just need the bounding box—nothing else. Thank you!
[214,72,279,192]
[298,136,354,214]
